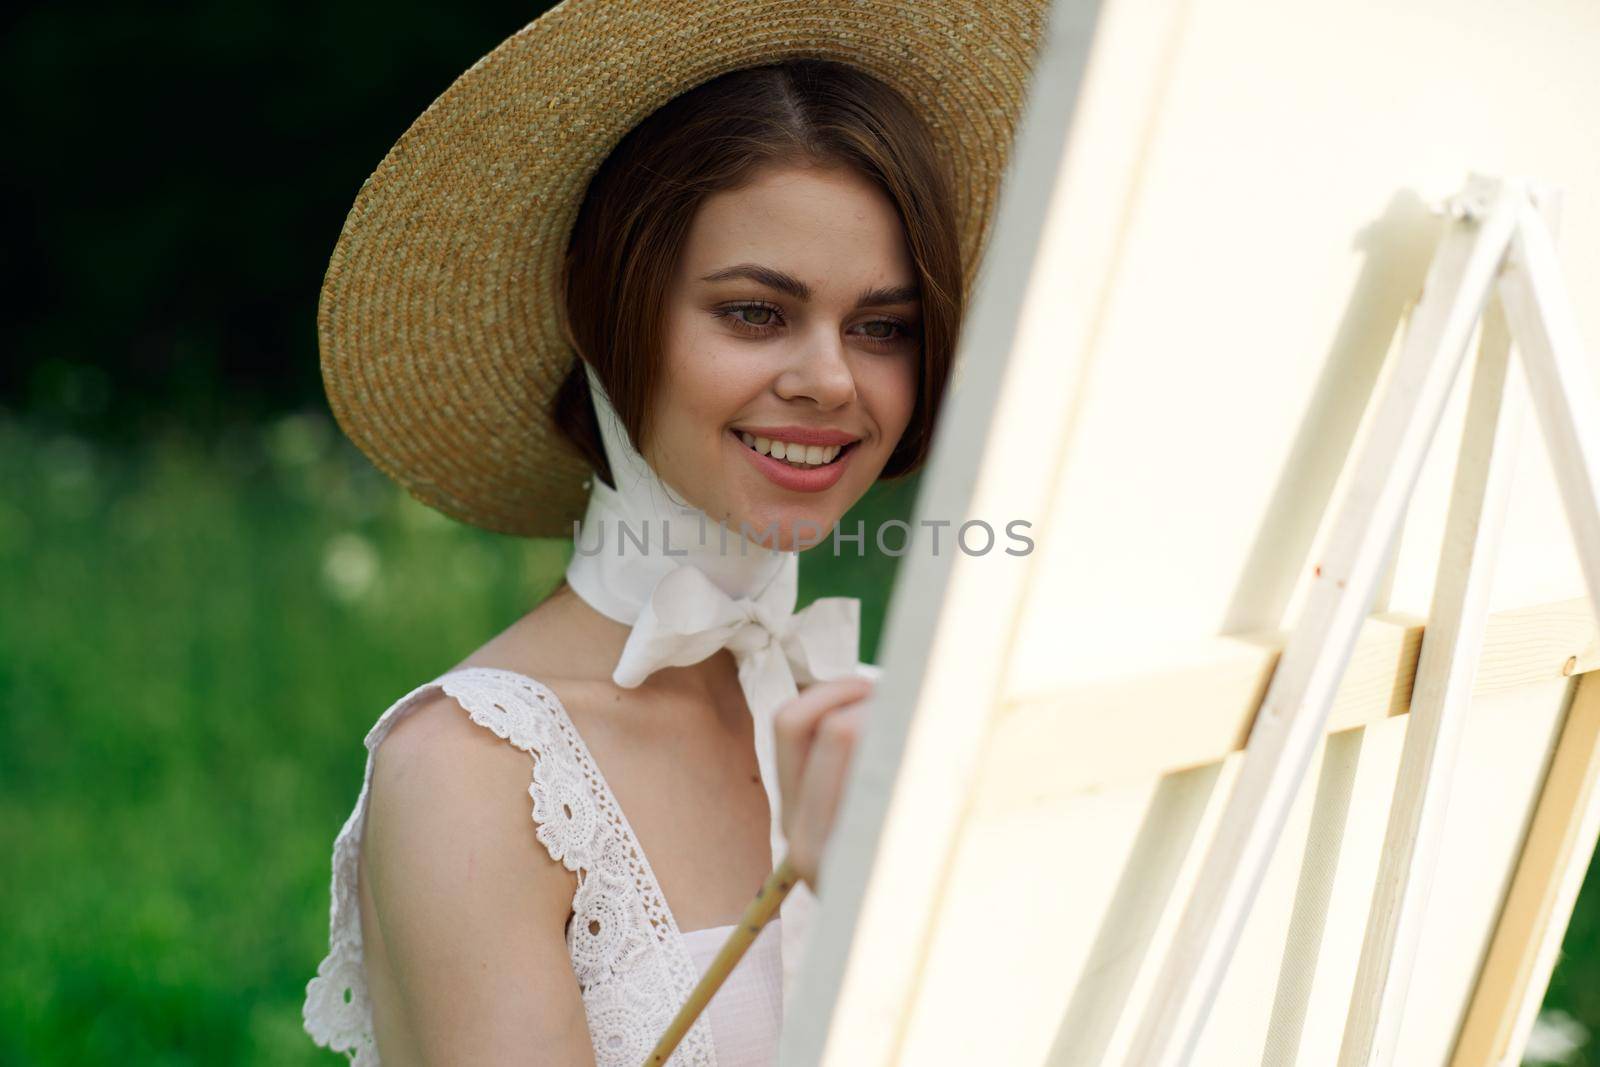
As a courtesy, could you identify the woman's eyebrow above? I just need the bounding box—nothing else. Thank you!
[700,263,920,308]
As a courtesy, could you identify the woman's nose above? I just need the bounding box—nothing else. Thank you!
[776,326,856,409]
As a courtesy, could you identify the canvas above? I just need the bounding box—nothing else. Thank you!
[779,1,1600,1064]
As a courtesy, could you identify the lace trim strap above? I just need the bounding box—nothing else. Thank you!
[302,667,717,1067]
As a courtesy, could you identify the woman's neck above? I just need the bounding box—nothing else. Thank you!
[533,580,749,718]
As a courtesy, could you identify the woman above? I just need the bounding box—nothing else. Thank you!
[304,4,1045,1064]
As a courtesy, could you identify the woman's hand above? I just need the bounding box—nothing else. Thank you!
[773,675,875,893]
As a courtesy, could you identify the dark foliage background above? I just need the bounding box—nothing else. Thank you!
[1,0,559,440]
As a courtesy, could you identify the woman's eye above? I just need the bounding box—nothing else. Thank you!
[715,304,916,347]
[716,303,783,334]
[855,318,916,346]
[739,306,776,327]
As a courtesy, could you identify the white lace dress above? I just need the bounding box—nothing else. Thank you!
[302,666,782,1065]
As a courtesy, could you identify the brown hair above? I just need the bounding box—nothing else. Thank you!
[552,58,963,489]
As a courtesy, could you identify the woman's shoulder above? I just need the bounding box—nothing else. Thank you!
[370,664,583,800]
[365,596,620,841]
[366,681,553,861]
[355,673,592,1063]
[368,602,587,824]
[362,663,589,932]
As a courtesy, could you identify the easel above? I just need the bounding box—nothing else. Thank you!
[1126,173,1600,1066]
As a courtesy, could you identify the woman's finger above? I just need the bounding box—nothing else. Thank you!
[774,676,873,823]
[789,701,867,892]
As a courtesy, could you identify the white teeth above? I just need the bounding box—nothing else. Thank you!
[735,432,848,468]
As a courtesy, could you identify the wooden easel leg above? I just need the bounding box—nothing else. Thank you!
[1125,179,1524,1067]
[1337,289,1526,1067]
[1448,670,1600,1067]
[1442,185,1600,1067]
[1495,193,1600,614]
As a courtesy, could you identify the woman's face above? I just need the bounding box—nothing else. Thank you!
[646,162,921,553]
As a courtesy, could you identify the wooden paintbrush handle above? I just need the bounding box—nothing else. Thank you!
[643,856,801,1065]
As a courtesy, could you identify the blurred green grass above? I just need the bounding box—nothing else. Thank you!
[0,410,1594,1065]
[0,409,915,1064]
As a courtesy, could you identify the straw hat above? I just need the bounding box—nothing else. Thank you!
[318,0,1050,538]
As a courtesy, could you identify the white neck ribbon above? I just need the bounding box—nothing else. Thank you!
[563,360,865,1013]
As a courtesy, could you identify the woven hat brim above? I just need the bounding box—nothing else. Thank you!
[319,0,1050,538]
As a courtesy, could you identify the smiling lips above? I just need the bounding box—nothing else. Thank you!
[731,426,860,492]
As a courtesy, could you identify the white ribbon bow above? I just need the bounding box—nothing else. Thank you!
[616,562,858,709]
[610,563,862,1014]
